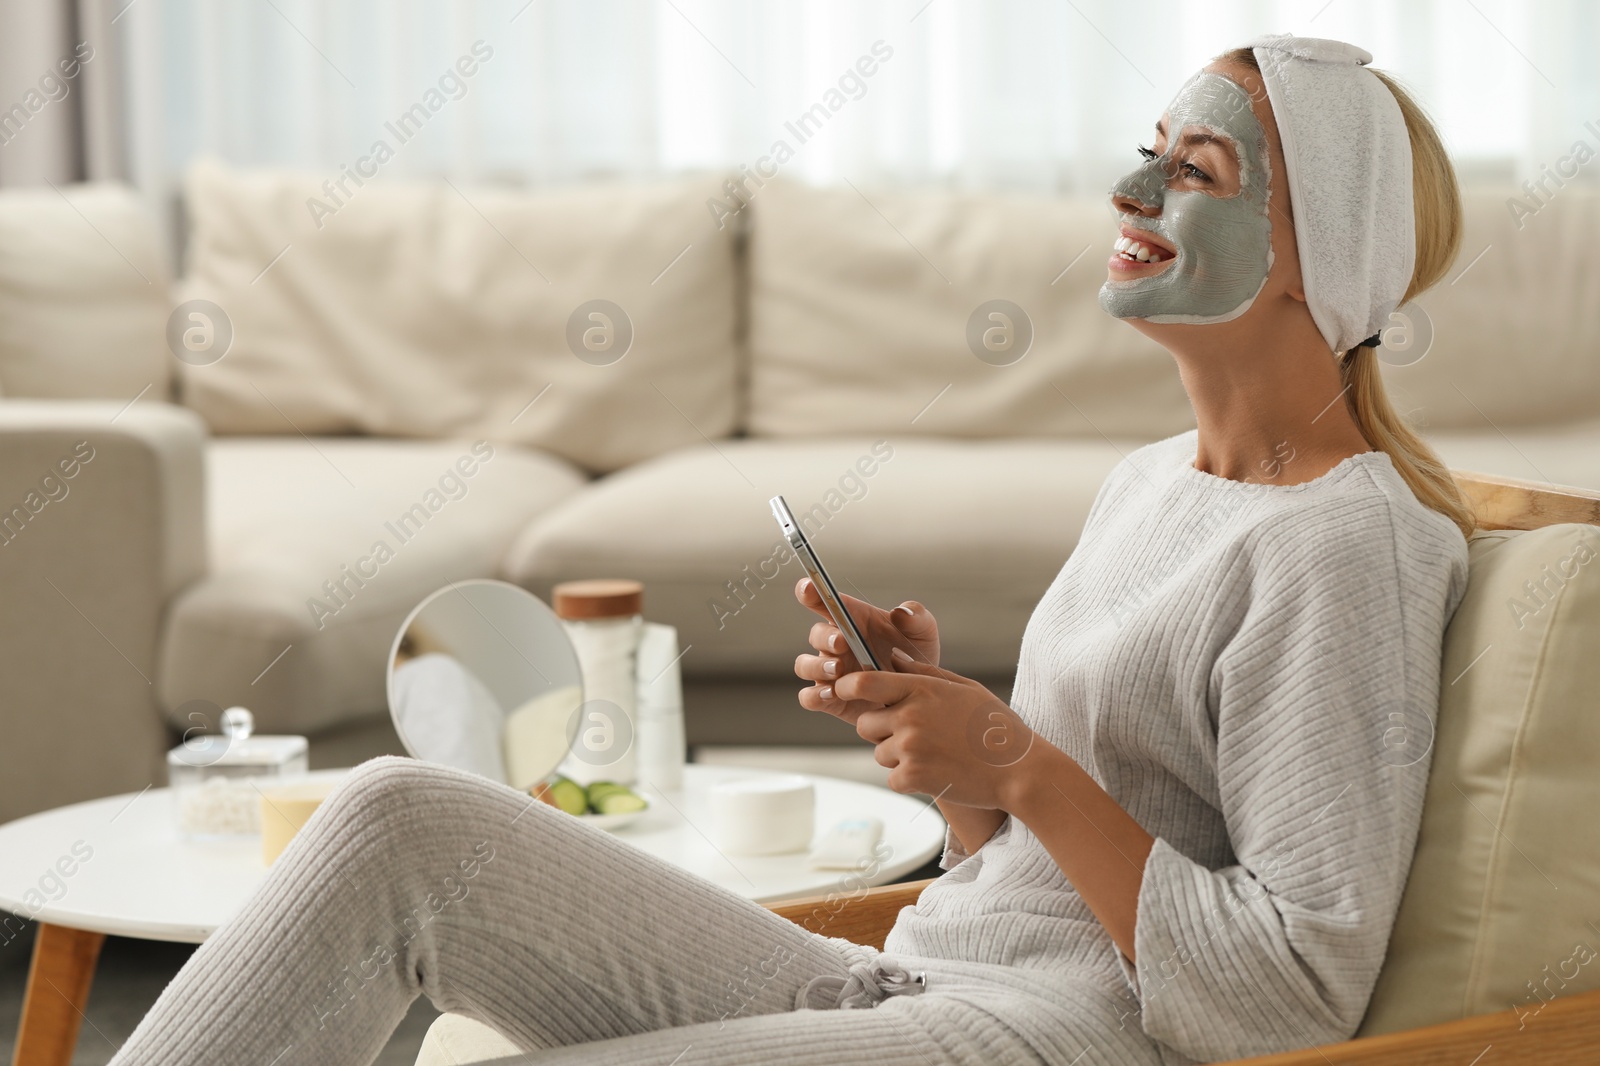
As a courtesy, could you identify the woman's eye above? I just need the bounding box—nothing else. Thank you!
[1181,161,1212,183]
[1137,145,1157,161]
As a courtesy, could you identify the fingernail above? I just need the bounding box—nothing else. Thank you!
[891,647,913,663]
[829,633,842,652]
[823,659,838,678]
[818,684,833,700]
[891,605,915,622]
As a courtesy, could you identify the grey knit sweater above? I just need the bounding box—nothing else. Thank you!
[884,429,1470,1064]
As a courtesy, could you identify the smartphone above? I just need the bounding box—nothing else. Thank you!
[769,495,881,670]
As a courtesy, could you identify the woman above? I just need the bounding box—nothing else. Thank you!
[111,35,1471,1066]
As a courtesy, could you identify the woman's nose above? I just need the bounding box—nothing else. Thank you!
[1111,191,1159,218]
[1110,159,1167,217]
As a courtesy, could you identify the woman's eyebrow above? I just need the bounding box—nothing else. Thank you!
[1153,121,1224,150]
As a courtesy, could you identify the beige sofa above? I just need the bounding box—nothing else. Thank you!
[2,163,1599,823]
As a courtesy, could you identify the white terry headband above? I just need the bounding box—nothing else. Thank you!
[1245,34,1415,355]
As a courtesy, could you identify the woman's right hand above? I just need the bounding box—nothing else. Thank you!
[792,578,940,722]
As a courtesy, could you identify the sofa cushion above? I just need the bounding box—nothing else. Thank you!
[1380,187,1600,430]
[0,183,170,401]
[1359,521,1600,1035]
[502,436,1131,680]
[744,178,1196,441]
[158,437,587,736]
[177,160,738,474]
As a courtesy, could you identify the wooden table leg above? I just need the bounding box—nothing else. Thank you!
[13,923,105,1066]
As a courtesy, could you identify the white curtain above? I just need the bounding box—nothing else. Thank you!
[117,0,1600,203]
[0,0,126,186]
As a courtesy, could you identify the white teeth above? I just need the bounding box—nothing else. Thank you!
[1113,235,1168,263]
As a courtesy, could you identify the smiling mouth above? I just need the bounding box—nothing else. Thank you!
[1112,234,1172,263]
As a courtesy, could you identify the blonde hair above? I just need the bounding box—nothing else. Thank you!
[1220,49,1476,539]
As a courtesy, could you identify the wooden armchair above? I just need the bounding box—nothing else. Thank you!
[768,878,1600,1066]
[770,468,1600,1066]
[412,466,1600,1066]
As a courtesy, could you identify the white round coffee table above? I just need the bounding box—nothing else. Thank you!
[0,764,944,1065]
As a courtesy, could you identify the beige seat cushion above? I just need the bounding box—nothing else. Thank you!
[0,183,170,401]
[178,160,738,474]
[502,436,1134,679]
[415,1013,519,1065]
[1360,521,1600,1035]
[158,437,587,736]
[745,178,1193,441]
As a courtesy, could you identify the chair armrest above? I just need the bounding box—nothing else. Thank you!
[1213,986,1600,1065]
[1452,468,1600,531]
[765,877,936,951]
[0,400,207,821]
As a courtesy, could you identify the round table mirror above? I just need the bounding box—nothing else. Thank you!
[387,579,583,790]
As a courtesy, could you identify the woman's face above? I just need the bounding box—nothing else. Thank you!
[1099,61,1294,326]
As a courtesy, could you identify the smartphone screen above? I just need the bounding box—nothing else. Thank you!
[769,495,881,670]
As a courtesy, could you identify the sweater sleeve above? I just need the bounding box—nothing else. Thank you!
[1126,500,1459,1062]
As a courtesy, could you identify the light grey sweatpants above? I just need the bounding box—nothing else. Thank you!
[107,757,1137,1066]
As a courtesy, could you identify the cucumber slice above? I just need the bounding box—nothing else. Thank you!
[594,789,647,815]
[580,781,646,815]
[546,777,589,817]
[584,781,626,805]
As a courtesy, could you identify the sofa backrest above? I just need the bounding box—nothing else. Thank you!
[1380,186,1600,431]
[178,160,740,476]
[7,173,1597,455]
[744,179,1600,440]
[745,177,1193,441]
[0,183,171,402]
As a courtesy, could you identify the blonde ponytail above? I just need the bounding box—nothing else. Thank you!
[1344,69,1474,540]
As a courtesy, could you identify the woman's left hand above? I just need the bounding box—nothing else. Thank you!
[832,648,1039,809]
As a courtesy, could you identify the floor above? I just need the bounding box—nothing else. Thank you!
[0,749,936,1065]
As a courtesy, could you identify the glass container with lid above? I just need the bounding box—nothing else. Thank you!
[167,707,308,839]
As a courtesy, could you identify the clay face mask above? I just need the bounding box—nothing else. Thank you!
[1098,71,1274,324]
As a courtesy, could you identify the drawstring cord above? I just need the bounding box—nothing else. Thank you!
[795,955,929,1011]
